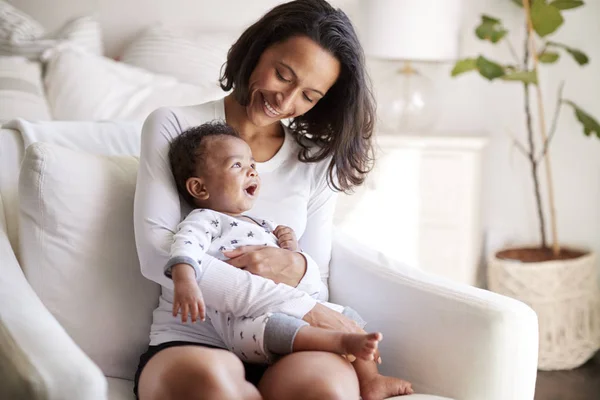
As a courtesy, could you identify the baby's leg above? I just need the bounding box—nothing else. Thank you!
[224,309,381,364]
[265,309,381,361]
[352,358,414,400]
[225,313,273,364]
[291,322,382,360]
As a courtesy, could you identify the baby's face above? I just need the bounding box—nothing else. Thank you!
[197,136,260,215]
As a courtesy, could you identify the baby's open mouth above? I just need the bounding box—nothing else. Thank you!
[245,184,258,196]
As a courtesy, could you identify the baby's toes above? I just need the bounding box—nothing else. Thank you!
[359,347,376,360]
[364,341,377,352]
[365,333,382,346]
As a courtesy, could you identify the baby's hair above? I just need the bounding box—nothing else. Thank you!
[169,121,240,206]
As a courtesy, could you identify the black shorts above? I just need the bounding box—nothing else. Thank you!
[133,341,269,399]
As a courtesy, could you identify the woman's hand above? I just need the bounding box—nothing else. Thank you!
[303,302,362,332]
[222,245,307,287]
[303,303,382,363]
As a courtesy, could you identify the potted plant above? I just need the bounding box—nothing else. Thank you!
[451,0,600,370]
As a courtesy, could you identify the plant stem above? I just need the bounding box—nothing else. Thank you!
[523,0,560,255]
[506,40,521,64]
[523,30,547,249]
[538,81,565,163]
[506,129,530,157]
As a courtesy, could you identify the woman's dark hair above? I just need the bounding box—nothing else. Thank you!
[169,121,240,206]
[220,0,375,193]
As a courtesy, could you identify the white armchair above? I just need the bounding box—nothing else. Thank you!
[329,232,539,399]
[0,123,539,400]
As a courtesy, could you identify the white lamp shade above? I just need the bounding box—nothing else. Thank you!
[361,0,463,62]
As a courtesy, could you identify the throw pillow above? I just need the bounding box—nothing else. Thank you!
[0,56,51,122]
[18,141,159,380]
[0,1,102,59]
[120,24,236,87]
[43,44,225,121]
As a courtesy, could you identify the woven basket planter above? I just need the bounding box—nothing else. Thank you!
[488,249,600,370]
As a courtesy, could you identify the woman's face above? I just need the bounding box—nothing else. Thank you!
[245,35,341,127]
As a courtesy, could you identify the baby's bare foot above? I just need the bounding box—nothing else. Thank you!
[341,332,382,361]
[360,373,413,400]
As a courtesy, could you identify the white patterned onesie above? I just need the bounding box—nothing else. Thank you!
[167,208,365,364]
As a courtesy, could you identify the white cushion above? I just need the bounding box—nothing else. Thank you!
[18,142,159,380]
[4,118,142,155]
[107,377,135,400]
[120,24,237,86]
[43,45,224,121]
[0,1,103,59]
[0,119,141,260]
[0,56,51,122]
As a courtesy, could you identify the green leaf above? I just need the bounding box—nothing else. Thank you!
[501,70,538,84]
[475,15,508,43]
[538,51,560,63]
[451,58,478,76]
[565,48,589,65]
[563,100,600,138]
[547,41,589,65]
[531,0,564,37]
[549,0,584,10]
[476,56,505,80]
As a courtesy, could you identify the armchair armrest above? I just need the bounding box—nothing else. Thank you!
[329,230,538,400]
[0,194,107,400]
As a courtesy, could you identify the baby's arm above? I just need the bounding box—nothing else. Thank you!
[168,209,219,323]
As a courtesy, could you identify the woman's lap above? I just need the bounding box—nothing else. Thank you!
[135,341,267,399]
[136,343,359,400]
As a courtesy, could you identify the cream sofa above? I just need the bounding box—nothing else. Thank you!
[0,121,539,400]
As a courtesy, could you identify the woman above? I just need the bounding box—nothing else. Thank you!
[133,0,377,399]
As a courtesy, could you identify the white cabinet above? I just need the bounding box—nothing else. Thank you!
[334,134,488,287]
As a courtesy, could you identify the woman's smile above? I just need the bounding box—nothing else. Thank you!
[262,94,282,118]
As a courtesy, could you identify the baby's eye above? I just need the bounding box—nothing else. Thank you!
[232,162,242,168]
[250,163,256,170]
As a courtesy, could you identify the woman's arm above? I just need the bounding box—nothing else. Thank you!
[133,107,317,318]
[296,161,338,302]
[224,245,324,297]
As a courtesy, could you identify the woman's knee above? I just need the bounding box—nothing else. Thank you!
[304,374,357,400]
[259,352,359,400]
[138,347,247,400]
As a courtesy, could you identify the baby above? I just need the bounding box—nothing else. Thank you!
[167,121,413,399]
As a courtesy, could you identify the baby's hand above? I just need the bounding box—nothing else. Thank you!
[274,225,298,251]
[172,264,206,323]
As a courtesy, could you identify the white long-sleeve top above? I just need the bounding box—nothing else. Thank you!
[134,98,337,346]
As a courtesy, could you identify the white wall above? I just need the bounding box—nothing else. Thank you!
[9,0,600,260]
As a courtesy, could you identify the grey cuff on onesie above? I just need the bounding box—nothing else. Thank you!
[263,306,367,356]
[263,313,308,356]
[164,256,202,280]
